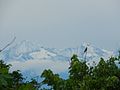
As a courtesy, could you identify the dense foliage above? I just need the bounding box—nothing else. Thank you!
[41,55,120,90]
[1,54,120,90]
[0,60,40,90]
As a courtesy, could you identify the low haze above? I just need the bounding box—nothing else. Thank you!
[0,0,120,50]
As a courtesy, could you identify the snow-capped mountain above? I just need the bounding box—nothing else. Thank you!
[0,40,55,61]
[0,40,116,80]
[30,48,56,59]
[79,43,114,66]
[0,41,114,62]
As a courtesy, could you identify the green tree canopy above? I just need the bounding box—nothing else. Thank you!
[41,55,120,90]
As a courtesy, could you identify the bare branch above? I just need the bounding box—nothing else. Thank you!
[0,37,16,52]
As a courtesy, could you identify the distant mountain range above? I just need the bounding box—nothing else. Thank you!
[0,40,115,61]
[0,40,118,79]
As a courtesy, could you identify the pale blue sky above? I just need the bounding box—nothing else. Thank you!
[0,0,120,50]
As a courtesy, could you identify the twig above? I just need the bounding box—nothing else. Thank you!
[0,37,16,52]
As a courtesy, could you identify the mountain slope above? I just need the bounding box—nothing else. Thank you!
[0,41,116,79]
[0,41,114,61]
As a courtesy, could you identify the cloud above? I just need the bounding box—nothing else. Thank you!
[8,59,69,75]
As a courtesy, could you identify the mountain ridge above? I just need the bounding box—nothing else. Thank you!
[0,40,114,61]
[0,40,117,80]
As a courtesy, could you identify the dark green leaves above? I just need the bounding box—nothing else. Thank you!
[41,55,120,90]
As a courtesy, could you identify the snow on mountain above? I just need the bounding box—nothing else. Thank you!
[0,41,115,62]
[30,48,56,59]
[80,43,113,58]
[0,40,37,60]
[0,41,116,79]
[79,43,114,66]
[0,40,49,61]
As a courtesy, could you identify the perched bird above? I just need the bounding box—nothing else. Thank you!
[84,47,87,53]
[83,43,90,60]
[83,43,90,54]
[0,50,2,52]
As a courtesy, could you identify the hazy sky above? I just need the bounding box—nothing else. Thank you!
[0,0,120,50]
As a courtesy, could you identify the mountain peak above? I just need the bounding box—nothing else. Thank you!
[81,42,91,47]
[0,41,115,62]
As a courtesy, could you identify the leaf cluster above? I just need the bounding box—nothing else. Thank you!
[41,55,120,90]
